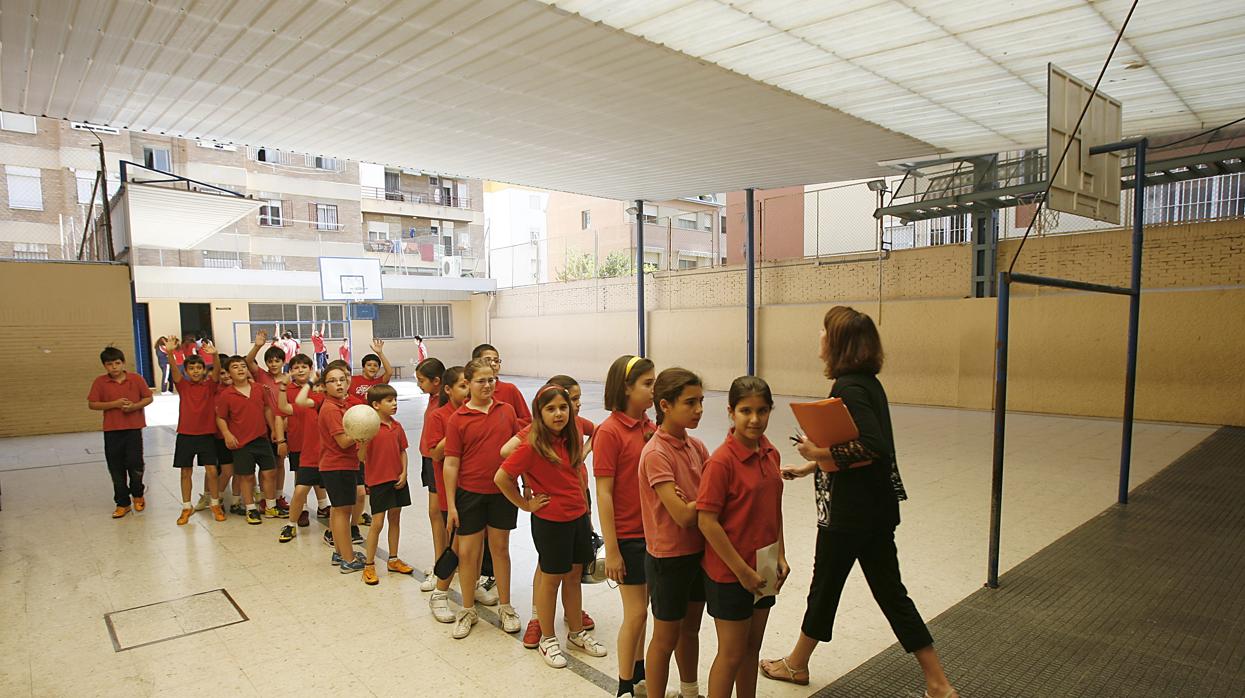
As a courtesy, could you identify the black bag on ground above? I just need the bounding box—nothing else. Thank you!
[433,531,458,580]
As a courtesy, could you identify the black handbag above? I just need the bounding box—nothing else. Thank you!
[433,530,458,580]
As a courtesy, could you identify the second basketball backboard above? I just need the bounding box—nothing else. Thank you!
[319,257,383,301]
[1047,64,1123,224]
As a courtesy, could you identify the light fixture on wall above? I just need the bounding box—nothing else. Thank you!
[866,179,889,192]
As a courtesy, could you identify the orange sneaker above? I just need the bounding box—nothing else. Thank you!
[133,497,146,512]
[387,558,414,574]
[112,506,131,519]
[210,504,226,522]
[362,564,379,586]
[176,508,192,525]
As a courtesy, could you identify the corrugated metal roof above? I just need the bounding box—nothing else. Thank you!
[3,1,1240,200]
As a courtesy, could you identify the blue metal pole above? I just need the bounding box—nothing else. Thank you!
[636,199,646,357]
[987,271,1010,588]
[745,188,756,375]
[1119,139,1147,505]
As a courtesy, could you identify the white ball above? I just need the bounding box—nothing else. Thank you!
[342,404,381,442]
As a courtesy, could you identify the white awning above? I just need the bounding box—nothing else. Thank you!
[125,185,261,250]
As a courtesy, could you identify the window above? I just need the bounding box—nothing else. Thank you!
[373,304,453,339]
[76,170,97,204]
[202,250,243,269]
[142,146,172,172]
[529,228,541,244]
[313,203,339,231]
[581,209,591,230]
[5,166,42,210]
[314,156,339,171]
[13,242,49,260]
[678,258,699,270]
[0,111,37,134]
[528,194,541,210]
[368,221,391,241]
[258,199,284,226]
[260,255,286,271]
[248,303,346,340]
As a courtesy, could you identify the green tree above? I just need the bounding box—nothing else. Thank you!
[556,250,596,282]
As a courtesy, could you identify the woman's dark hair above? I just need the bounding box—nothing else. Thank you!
[727,376,773,410]
[822,305,884,378]
[100,346,126,364]
[416,357,446,381]
[439,365,465,406]
[527,384,582,469]
[652,368,702,426]
[603,354,655,412]
[289,354,313,368]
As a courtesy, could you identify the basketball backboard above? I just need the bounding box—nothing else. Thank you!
[1047,64,1123,224]
[319,257,383,301]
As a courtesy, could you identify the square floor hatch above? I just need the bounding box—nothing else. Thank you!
[105,589,247,651]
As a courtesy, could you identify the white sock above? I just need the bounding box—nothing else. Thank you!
[246,504,257,511]
[320,498,331,508]
[266,498,277,510]
[181,501,192,509]
[680,681,699,698]
[210,498,221,506]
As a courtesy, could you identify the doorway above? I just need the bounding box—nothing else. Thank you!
[179,302,213,342]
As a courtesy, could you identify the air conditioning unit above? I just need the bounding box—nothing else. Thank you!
[441,256,463,278]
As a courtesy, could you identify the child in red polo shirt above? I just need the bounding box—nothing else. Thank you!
[275,355,330,542]
[415,357,448,591]
[312,323,329,372]
[471,343,532,426]
[245,329,290,515]
[347,339,393,405]
[501,374,600,649]
[359,384,416,585]
[215,355,284,526]
[171,343,226,525]
[697,376,789,698]
[595,354,657,698]
[318,365,368,573]
[443,358,520,639]
[496,383,608,669]
[87,347,154,518]
[423,365,467,622]
[639,368,711,698]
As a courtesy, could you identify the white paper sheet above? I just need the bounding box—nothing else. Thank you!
[755,541,780,602]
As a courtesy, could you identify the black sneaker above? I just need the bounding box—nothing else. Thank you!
[360,513,373,527]
[278,524,296,542]
[297,510,310,527]
[323,530,335,547]
[316,506,330,519]
[246,509,262,525]
[229,503,246,516]
[351,526,364,545]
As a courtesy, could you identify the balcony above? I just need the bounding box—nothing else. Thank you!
[359,185,482,224]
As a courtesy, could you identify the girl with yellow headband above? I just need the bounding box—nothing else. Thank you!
[595,354,657,698]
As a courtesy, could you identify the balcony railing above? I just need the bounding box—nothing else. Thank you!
[360,185,473,210]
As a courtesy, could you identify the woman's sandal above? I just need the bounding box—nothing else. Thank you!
[759,657,810,686]
[924,689,959,698]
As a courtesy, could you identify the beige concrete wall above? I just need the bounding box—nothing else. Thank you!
[0,261,135,436]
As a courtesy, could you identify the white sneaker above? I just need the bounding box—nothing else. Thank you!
[476,576,500,606]
[429,590,455,623]
[452,607,478,639]
[538,635,567,669]
[499,603,521,633]
[419,569,436,592]
[568,629,608,657]
[193,493,211,511]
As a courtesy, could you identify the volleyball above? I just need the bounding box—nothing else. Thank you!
[342,404,381,442]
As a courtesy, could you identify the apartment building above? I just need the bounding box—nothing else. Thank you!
[485,181,726,288]
[0,112,491,378]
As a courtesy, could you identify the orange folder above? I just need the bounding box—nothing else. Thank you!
[790,398,869,471]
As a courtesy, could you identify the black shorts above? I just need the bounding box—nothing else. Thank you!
[531,514,593,575]
[617,538,648,586]
[232,437,276,475]
[455,489,518,535]
[173,434,218,468]
[421,456,436,491]
[646,552,707,621]
[321,469,359,507]
[214,438,234,466]
[295,466,322,487]
[288,451,301,472]
[369,481,412,514]
[704,579,777,621]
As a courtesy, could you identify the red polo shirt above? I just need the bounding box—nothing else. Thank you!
[516,416,595,488]
[593,410,655,539]
[421,401,455,511]
[639,429,710,557]
[312,335,326,353]
[214,382,270,445]
[284,382,319,453]
[365,418,408,486]
[500,439,586,522]
[87,373,151,431]
[444,400,518,494]
[697,433,784,584]
[494,380,532,424]
[174,376,218,436]
[317,396,359,471]
[347,374,384,407]
[298,392,326,467]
